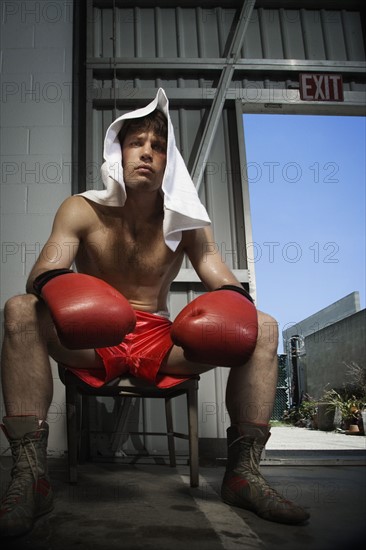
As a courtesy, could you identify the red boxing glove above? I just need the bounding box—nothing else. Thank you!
[171,285,258,366]
[33,269,136,349]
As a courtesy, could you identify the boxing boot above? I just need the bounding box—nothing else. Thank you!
[221,423,310,524]
[0,416,54,537]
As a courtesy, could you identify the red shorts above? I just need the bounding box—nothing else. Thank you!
[68,310,191,389]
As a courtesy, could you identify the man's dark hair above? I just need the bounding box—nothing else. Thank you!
[118,109,167,148]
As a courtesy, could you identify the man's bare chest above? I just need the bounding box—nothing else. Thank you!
[77,219,175,278]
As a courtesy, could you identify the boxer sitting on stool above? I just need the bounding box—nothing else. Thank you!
[0,89,309,538]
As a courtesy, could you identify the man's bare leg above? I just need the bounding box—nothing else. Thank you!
[1,294,102,418]
[225,311,279,425]
[1,294,54,419]
[221,312,309,524]
[163,310,309,524]
[0,294,56,537]
[162,311,279,423]
[0,294,102,537]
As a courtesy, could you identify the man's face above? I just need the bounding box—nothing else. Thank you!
[122,128,167,192]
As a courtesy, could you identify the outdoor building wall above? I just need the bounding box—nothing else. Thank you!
[282,292,361,352]
[282,293,364,405]
[303,309,366,400]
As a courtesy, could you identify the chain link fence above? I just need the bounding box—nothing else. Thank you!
[272,354,290,421]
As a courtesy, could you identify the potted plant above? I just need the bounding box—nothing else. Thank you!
[321,389,361,431]
[321,362,366,433]
[316,398,338,431]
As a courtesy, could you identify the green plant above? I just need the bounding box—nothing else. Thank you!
[322,389,361,426]
[343,361,366,400]
[321,362,366,428]
[282,394,317,427]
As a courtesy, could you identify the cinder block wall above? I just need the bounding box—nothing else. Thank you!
[0,0,73,455]
[304,310,366,400]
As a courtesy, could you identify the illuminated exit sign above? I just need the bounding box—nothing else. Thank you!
[299,73,344,102]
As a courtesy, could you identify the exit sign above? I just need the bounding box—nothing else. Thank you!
[299,73,344,102]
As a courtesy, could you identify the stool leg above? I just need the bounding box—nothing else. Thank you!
[165,397,176,467]
[65,380,78,484]
[79,394,90,463]
[187,387,199,487]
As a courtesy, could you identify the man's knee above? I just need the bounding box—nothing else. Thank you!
[256,311,279,354]
[4,294,38,326]
[3,294,52,339]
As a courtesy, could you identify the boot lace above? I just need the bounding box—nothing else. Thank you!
[236,438,291,504]
[0,432,43,511]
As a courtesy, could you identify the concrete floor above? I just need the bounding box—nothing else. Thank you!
[1,428,365,550]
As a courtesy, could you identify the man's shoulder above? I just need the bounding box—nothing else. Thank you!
[57,195,93,215]
[63,194,89,207]
[54,196,96,230]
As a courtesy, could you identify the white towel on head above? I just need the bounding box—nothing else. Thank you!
[79,88,211,251]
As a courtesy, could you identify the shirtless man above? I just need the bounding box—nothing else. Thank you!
[0,99,309,537]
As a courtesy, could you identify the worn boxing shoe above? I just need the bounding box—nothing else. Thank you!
[221,423,310,525]
[0,416,54,537]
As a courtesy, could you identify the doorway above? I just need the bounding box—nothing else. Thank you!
[242,112,365,444]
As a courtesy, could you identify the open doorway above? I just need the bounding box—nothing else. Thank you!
[243,114,365,346]
[242,113,365,442]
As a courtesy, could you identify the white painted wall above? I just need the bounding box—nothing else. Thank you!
[0,0,73,455]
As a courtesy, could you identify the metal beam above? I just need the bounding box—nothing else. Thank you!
[92,0,364,9]
[91,89,366,117]
[88,58,366,76]
[190,0,257,191]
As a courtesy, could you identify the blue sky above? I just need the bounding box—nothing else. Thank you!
[243,114,365,352]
